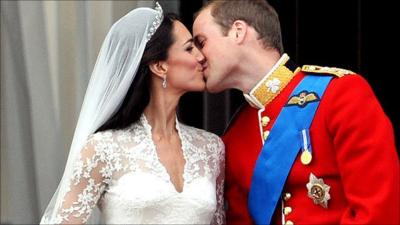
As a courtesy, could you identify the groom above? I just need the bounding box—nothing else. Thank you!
[193,0,399,224]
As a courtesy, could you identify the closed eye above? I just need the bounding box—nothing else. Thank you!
[186,46,194,52]
[198,41,205,49]
[194,37,205,49]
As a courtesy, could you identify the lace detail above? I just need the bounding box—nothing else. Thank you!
[211,134,225,225]
[44,114,225,224]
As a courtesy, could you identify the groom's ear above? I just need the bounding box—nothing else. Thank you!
[149,61,168,78]
[230,20,247,44]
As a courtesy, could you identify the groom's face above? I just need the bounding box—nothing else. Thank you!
[193,8,237,93]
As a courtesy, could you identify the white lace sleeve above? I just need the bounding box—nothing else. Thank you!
[53,133,115,224]
[212,137,226,225]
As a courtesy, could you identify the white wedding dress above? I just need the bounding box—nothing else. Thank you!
[44,114,225,224]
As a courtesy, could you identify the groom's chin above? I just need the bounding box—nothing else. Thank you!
[205,82,225,94]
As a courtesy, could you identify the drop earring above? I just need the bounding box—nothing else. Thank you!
[162,75,167,88]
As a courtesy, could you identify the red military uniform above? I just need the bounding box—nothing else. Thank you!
[223,54,399,224]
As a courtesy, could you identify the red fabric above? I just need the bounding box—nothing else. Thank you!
[223,72,400,224]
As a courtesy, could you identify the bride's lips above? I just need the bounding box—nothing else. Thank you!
[197,64,207,74]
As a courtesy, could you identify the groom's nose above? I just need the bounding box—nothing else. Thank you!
[194,48,206,64]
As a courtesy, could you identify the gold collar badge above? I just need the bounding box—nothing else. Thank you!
[306,173,331,208]
[243,54,300,109]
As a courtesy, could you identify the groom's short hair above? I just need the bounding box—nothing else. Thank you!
[199,0,283,54]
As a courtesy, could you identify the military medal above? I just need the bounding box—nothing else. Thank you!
[301,150,312,165]
[306,173,331,208]
[300,129,312,165]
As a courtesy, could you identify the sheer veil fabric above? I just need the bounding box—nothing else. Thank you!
[40,3,164,224]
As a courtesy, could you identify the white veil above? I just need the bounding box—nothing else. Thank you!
[40,2,163,224]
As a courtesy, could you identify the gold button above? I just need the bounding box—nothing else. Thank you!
[283,192,291,201]
[261,116,270,126]
[284,206,292,215]
[263,130,270,140]
[285,220,294,225]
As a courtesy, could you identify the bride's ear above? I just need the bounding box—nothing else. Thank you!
[149,61,168,78]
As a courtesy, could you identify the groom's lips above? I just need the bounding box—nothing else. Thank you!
[201,63,208,74]
[203,69,208,79]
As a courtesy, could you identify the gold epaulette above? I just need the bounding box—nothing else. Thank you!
[301,65,355,78]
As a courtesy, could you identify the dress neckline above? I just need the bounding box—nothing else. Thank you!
[140,113,188,194]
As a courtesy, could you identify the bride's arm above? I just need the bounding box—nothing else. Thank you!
[42,136,113,224]
[212,138,226,225]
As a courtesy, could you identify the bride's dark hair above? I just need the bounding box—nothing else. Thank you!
[96,13,179,132]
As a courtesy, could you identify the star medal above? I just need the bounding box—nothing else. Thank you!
[306,173,331,208]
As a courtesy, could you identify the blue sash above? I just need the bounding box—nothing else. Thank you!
[248,75,333,224]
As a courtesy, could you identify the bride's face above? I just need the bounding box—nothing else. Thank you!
[165,21,206,93]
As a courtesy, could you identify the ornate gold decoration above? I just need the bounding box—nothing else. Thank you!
[287,91,319,108]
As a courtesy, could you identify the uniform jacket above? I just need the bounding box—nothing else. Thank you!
[223,54,399,224]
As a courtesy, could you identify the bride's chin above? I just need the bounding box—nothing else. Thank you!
[196,85,206,92]
[191,82,206,92]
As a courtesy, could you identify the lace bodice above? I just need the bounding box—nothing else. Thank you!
[42,114,225,224]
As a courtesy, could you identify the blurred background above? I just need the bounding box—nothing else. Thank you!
[1,0,398,224]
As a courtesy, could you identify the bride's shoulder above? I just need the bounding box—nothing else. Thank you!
[84,128,129,151]
[87,129,120,143]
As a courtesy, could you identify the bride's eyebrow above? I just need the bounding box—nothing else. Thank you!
[183,38,194,46]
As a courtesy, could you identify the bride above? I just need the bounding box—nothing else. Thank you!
[40,3,225,224]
